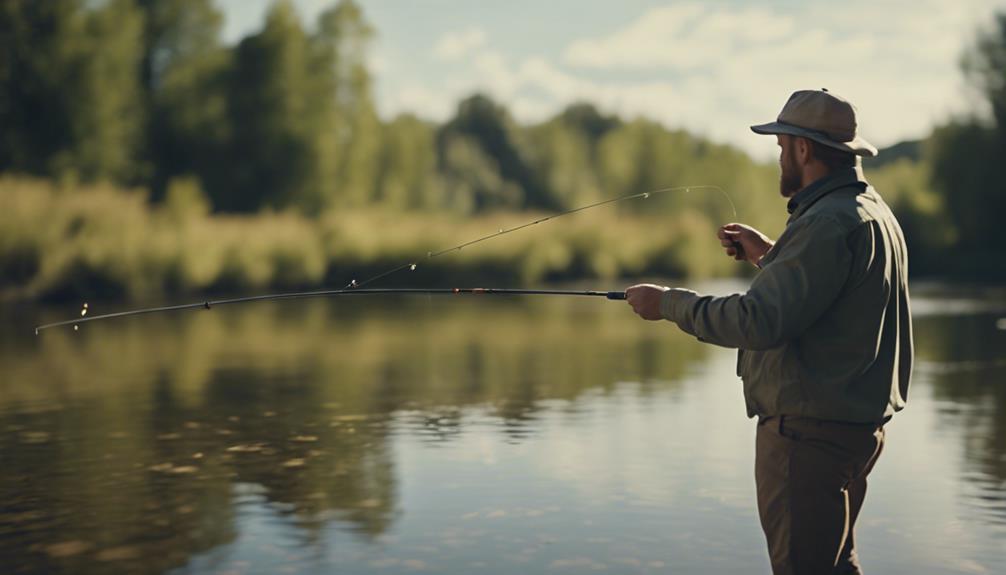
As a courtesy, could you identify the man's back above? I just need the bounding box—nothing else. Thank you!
[738,168,913,423]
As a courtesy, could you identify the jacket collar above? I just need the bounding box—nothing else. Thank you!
[786,166,867,221]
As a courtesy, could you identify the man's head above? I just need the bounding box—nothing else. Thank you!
[752,89,875,196]
[776,134,858,197]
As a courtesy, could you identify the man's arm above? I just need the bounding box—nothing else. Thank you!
[628,215,852,350]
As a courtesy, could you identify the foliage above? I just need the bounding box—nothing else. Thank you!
[0,177,746,301]
[920,11,1006,279]
[439,94,551,211]
[374,114,443,210]
[1,0,1003,292]
[862,159,953,276]
[962,12,1006,140]
[138,0,231,202]
[0,0,145,182]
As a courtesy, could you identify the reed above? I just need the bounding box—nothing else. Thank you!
[0,176,750,302]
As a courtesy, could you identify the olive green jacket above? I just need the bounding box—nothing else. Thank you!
[660,167,913,423]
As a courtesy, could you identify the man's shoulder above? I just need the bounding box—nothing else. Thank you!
[804,182,889,230]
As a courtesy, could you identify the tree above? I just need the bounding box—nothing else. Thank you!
[0,0,144,183]
[314,0,381,209]
[927,122,1003,254]
[73,0,145,182]
[439,94,554,211]
[376,114,442,210]
[0,0,78,175]
[136,0,230,202]
[962,12,1006,143]
[926,10,1006,277]
[558,102,620,142]
[523,103,620,210]
[439,133,522,213]
[222,0,317,212]
[214,0,382,213]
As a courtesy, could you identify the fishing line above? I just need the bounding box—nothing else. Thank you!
[342,185,735,290]
[34,185,735,334]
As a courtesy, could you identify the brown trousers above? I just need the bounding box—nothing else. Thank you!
[756,415,886,575]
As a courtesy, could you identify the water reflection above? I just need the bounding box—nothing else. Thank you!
[912,287,1006,526]
[0,296,707,573]
[1,287,1004,574]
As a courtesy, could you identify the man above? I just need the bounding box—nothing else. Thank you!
[625,89,913,575]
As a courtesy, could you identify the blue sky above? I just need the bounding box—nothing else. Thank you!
[215,0,1006,159]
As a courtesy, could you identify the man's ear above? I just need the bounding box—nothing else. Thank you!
[796,137,812,165]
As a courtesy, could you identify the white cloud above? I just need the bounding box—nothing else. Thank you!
[379,0,1006,159]
[556,0,1006,157]
[564,4,797,72]
[563,0,998,75]
[434,27,488,61]
[473,50,519,95]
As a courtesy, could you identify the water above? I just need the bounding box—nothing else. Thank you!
[1,282,1004,574]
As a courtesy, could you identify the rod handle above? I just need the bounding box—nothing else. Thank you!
[606,291,627,300]
[731,240,746,261]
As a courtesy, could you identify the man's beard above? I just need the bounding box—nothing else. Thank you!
[779,150,802,197]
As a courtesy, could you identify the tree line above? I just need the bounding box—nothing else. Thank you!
[1,0,1004,281]
[0,0,776,220]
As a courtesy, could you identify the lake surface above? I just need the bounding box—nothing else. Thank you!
[1,281,1004,574]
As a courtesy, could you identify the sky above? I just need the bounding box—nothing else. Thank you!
[215,0,1006,160]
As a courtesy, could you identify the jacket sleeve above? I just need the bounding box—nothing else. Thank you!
[659,215,852,350]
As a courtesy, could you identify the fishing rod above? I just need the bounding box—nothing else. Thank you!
[34,288,627,334]
[34,184,735,334]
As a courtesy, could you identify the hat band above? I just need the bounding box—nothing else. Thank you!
[777,120,856,144]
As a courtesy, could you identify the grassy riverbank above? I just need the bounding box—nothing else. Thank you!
[0,177,763,303]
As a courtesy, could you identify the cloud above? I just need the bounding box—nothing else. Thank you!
[564,4,797,72]
[434,27,488,61]
[563,0,997,74]
[555,0,1006,156]
[380,0,1006,159]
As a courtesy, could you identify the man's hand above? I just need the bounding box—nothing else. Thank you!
[625,284,668,321]
[718,223,775,267]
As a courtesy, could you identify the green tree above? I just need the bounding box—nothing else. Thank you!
[72,0,145,182]
[963,12,1006,144]
[524,103,620,210]
[314,0,381,209]
[223,0,317,212]
[216,0,381,213]
[927,122,1003,254]
[0,0,144,183]
[439,94,553,211]
[376,114,442,210]
[137,0,230,203]
[926,11,1006,277]
[863,158,952,275]
[0,0,78,175]
[439,134,522,213]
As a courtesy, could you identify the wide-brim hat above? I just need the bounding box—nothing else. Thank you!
[751,89,877,157]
